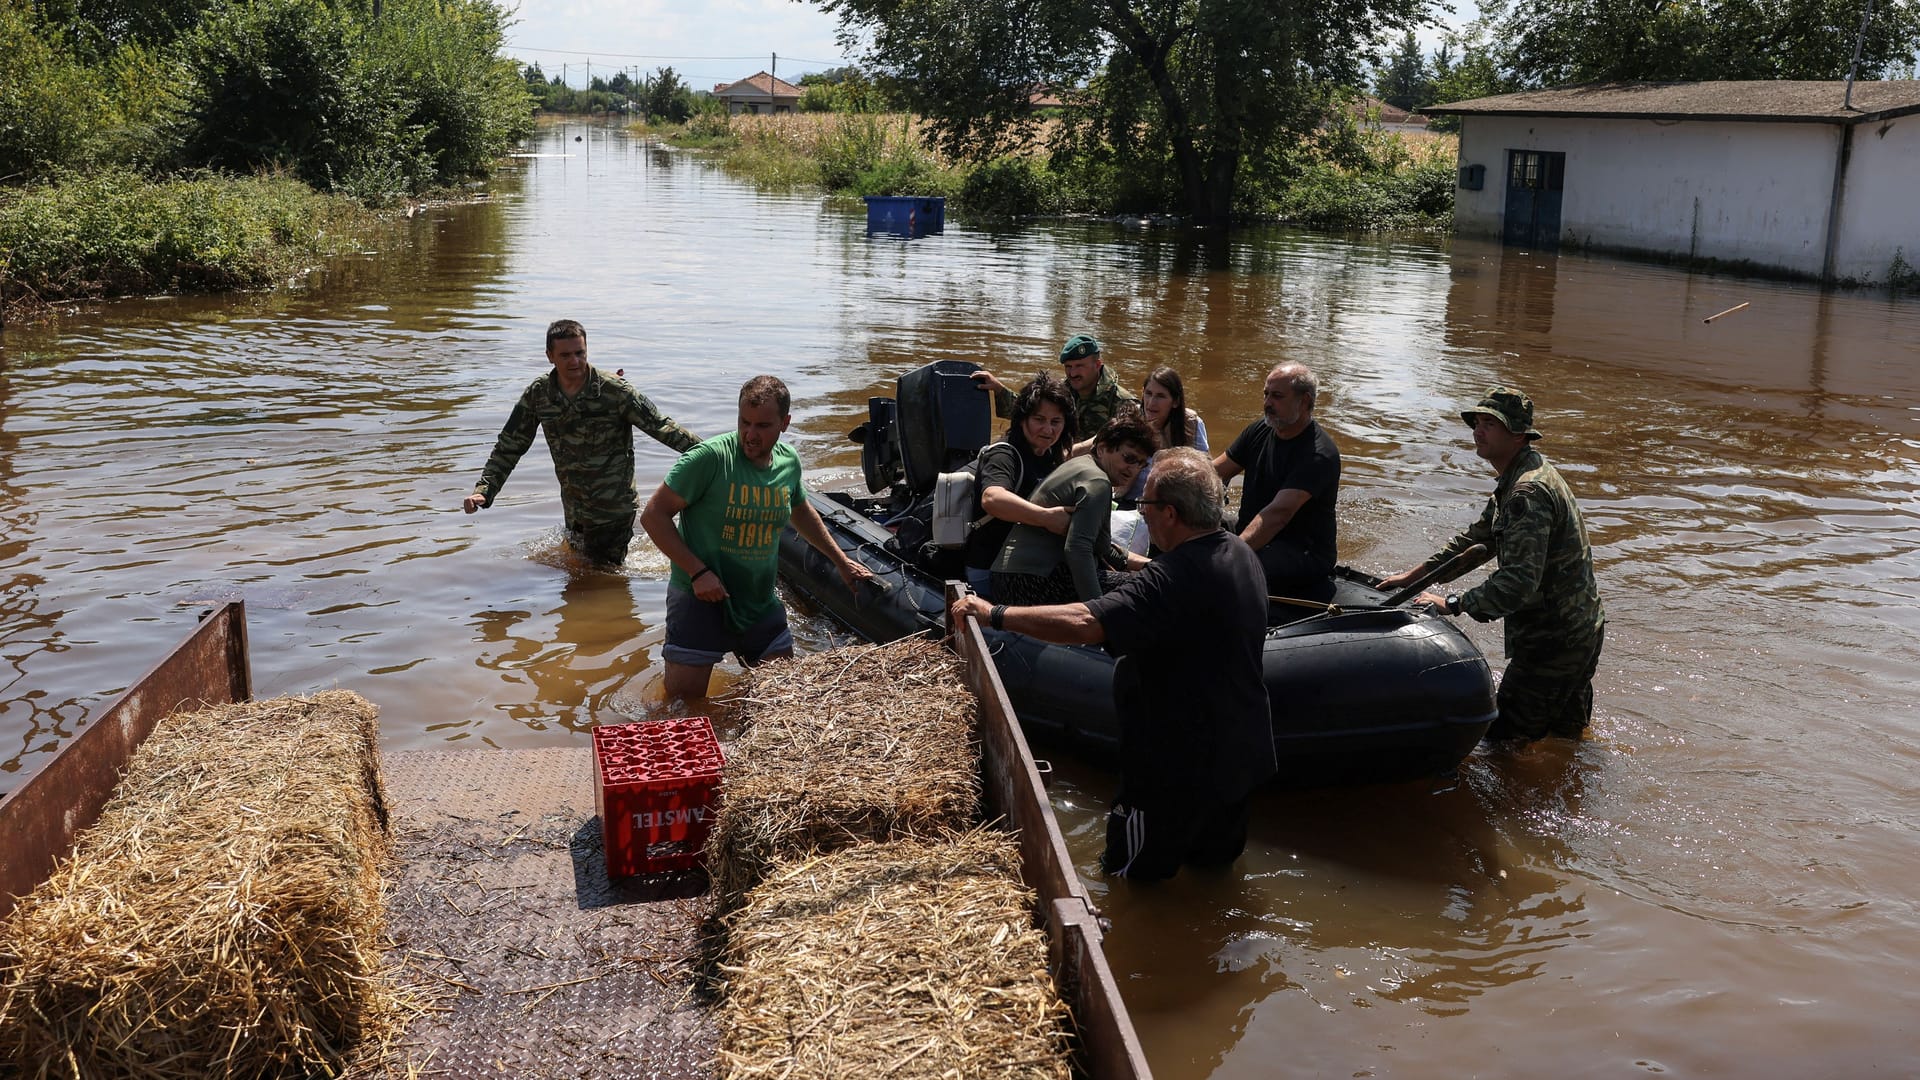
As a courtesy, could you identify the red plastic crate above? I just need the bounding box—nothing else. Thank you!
[593,716,724,878]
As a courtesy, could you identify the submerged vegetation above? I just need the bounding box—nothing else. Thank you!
[673,110,1456,230]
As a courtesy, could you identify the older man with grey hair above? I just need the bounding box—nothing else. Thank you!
[952,447,1275,881]
[1214,362,1342,601]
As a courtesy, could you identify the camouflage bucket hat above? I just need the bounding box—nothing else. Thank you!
[1059,334,1101,364]
[1461,387,1542,440]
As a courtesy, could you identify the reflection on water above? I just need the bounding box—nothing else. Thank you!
[3,120,1920,1076]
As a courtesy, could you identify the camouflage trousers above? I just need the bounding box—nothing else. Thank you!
[567,513,635,568]
[1488,624,1606,742]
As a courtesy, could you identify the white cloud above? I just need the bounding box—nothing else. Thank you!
[502,0,852,87]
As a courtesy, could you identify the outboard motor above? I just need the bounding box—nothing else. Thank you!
[894,360,992,496]
[852,397,902,495]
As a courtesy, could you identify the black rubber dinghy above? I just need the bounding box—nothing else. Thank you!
[778,361,1497,787]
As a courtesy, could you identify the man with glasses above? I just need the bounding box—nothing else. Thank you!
[953,447,1274,881]
[1214,362,1342,602]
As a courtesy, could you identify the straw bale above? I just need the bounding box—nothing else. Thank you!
[718,830,1070,1080]
[0,691,402,1079]
[706,638,979,910]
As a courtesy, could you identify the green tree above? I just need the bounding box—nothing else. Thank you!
[362,0,531,184]
[1373,29,1431,111]
[643,65,692,123]
[0,2,108,179]
[1424,23,1509,128]
[819,0,1429,225]
[1486,0,1920,85]
[178,0,426,197]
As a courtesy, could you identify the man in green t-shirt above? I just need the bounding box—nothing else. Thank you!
[639,375,873,703]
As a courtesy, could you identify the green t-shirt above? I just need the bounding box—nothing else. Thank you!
[663,432,804,631]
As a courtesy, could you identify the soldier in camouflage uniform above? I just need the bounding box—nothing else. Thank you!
[463,319,699,566]
[1380,388,1606,742]
[973,333,1138,438]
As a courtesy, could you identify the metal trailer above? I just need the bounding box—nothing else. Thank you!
[0,597,1152,1078]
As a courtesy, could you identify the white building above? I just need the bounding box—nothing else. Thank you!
[1423,81,1920,285]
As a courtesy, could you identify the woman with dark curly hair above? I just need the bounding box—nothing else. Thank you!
[963,373,1079,598]
[991,410,1157,606]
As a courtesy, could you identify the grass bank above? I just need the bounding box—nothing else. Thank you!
[0,170,382,323]
[654,112,1457,229]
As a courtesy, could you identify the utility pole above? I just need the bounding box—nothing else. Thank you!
[1843,0,1878,110]
[770,52,777,114]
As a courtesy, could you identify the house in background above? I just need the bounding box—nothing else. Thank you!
[713,72,803,115]
[1355,96,1432,135]
[1424,81,1920,285]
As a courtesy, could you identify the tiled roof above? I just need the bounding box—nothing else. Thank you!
[1423,80,1920,124]
[1355,96,1430,126]
[713,72,804,99]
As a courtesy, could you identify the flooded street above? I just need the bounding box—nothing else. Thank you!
[4,120,1919,1077]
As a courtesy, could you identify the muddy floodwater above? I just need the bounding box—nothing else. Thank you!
[4,120,1918,1078]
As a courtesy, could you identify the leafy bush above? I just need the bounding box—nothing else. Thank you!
[815,115,895,190]
[848,150,955,198]
[672,108,733,146]
[0,4,108,180]
[1267,131,1457,230]
[956,156,1053,217]
[0,168,378,300]
[798,84,841,113]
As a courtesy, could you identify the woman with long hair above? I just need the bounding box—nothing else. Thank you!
[962,372,1079,598]
[1121,366,1209,505]
[992,411,1157,605]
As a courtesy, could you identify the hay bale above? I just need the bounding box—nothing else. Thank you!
[707,637,978,909]
[0,691,399,1079]
[718,830,1071,1080]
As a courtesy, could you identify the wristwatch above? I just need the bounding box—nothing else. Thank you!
[1445,593,1461,615]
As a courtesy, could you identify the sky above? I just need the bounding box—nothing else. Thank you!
[501,0,856,91]
[499,0,1465,91]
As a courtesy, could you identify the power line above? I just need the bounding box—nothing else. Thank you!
[504,45,769,59]
[504,44,848,65]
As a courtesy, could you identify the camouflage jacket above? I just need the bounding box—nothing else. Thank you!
[1074,366,1138,435]
[473,365,699,529]
[1419,447,1605,656]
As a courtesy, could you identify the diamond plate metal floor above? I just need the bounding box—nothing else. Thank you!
[361,747,716,1079]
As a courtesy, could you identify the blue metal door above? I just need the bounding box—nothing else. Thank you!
[1502,150,1566,249]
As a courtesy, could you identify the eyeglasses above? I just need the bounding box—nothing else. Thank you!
[1118,451,1148,468]
[1135,498,1170,508]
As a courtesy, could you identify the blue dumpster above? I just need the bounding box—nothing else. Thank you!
[863,196,945,239]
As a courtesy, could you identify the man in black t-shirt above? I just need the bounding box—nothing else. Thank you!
[1214,362,1342,601]
[950,448,1275,881]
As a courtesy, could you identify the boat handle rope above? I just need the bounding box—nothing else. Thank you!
[1268,594,1343,615]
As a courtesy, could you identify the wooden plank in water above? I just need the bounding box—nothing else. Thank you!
[0,601,251,919]
[945,583,1152,1080]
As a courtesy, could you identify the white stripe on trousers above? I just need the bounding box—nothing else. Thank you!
[1116,805,1147,878]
